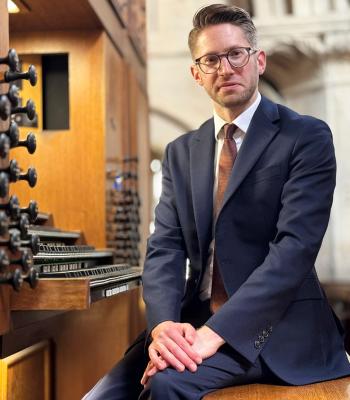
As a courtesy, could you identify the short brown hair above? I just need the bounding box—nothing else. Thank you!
[188,4,257,57]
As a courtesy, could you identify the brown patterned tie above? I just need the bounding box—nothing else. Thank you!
[211,124,238,313]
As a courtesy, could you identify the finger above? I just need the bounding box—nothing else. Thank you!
[141,370,148,386]
[150,343,186,372]
[166,330,202,365]
[146,365,159,377]
[158,339,198,372]
[162,337,198,371]
[183,323,197,345]
[141,362,153,385]
[149,347,168,370]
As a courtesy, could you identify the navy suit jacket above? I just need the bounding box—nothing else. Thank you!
[142,96,350,384]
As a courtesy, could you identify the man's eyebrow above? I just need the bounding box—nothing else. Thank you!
[200,46,246,57]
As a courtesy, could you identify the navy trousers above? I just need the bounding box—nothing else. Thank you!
[82,300,282,399]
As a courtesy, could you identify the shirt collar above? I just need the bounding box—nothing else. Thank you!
[214,92,261,140]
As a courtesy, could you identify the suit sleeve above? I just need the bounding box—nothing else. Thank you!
[205,119,336,364]
[142,143,187,334]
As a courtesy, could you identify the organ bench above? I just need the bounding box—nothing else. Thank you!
[204,376,350,400]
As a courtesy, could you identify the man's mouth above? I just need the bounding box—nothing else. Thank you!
[219,82,241,89]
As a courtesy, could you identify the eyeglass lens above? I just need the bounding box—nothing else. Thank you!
[198,48,251,73]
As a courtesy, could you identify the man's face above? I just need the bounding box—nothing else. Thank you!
[191,23,266,116]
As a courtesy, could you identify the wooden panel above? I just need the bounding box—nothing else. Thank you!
[110,0,129,27]
[88,0,147,93]
[10,279,90,310]
[204,377,350,400]
[53,289,142,399]
[137,87,151,264]
[128,0,147,63]
[129,69,138,157]
[0,341,51,400]
[1,288,145,399]
[0,287,10,336]
[9,30,106,247]
[105,36,129,164]
[9,0,102,32]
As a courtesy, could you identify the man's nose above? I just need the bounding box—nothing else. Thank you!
[218,56,234,74]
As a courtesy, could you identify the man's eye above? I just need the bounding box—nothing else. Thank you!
[229,49,244,58]
[202,55,218,65]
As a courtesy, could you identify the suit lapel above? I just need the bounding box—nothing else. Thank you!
[221,97,280,211]
[190,119,215,260]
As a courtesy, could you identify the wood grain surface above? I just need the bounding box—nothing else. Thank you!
[204,377,350,400]
[9,30,107,248]
[10,278,90,310]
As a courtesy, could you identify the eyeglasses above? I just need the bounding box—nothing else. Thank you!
[194,47,258,74]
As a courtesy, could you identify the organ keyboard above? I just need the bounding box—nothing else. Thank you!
[10,222,142,308]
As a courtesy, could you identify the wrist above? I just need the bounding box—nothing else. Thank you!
[199,325,225,347]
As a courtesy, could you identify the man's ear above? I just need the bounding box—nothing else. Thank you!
[191,64,204,86]
[257,50,266,76]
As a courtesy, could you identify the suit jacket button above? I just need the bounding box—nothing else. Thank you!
[254,340,261,349]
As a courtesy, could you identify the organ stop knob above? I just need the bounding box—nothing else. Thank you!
[0,49,20,72]
[3,64,37,86]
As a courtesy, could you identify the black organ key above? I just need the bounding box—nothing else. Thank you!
[11,98,36,121]
[0,49,20,72]
[3,64,37,86]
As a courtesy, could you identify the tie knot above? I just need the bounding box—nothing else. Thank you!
[223,123,236,140]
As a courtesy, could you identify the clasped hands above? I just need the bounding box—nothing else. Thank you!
[141,321,225,386]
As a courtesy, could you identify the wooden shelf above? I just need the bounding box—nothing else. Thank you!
[0,287,10,335]
[10,279,90,311]
[9,277,142,311]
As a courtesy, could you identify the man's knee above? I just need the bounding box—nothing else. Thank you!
[149,369,180,397]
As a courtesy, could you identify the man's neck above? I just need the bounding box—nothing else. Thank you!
[214,92,259,123]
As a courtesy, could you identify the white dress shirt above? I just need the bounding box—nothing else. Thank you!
[198,92,262,301]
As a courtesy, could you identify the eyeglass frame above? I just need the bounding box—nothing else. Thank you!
[194,47,258,74]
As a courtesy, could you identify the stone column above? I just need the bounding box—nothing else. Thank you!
[334,0,350,12]
[292,0,313,16]
[321,58,350,280]
[252,0,286,18]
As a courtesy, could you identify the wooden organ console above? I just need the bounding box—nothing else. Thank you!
[0,0,150,398]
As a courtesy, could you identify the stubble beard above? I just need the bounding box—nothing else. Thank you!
[216,81,258,111]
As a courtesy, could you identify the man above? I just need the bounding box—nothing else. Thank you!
[84,4,350,399]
